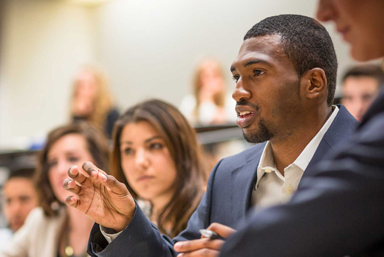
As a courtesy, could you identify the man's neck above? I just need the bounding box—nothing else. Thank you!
[270,107,333,175]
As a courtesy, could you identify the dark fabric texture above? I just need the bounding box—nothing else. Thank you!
[104,108,119,139]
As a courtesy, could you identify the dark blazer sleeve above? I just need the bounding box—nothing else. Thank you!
[87,159,224,257]
[220,112,384,257]
[104,108,120,139]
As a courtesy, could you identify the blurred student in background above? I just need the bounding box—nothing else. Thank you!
[0,165,38,251]
[1,122,109,257]
[2,166,38,233]
[180,58,236,125]
[341,65,384,121]
[110,99,206,238]
[180,58,242,174]
[70,65,119,138]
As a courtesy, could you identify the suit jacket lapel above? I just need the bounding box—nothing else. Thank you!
[300,105,358,183]
[230,143,265,224]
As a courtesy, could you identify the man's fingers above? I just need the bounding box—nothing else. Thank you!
[73,161,129,198]
[103,175,130,195]
[68,166,88,185]
[177,248,220,257]
[89,170,129,195]
[174,238,224,253]
[63,179,82,195]
[206,223,236,239]
[82,161,103,177]
[65,195,79,208]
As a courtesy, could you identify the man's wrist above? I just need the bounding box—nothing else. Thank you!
[110,202,136,232]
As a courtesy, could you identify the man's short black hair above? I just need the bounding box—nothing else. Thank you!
[7,156,36,181]
[342,65,384,87]
[7,168,35,181]
[244,14,338,106]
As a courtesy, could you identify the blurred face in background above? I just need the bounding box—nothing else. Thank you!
[73,70,98,116]
[75,70,98,100]
[47,134,94,203]
[2,178,38,232]
[342,76,380,121]
[120,121,177,205]
[199,60,225,96]
[316,0,384,61]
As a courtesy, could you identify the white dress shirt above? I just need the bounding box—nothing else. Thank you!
[252,106,339,211]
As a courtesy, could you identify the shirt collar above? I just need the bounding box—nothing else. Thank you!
[256,141,281,189]
[293,105,339,171]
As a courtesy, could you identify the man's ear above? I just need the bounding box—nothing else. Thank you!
[301,68,327,100]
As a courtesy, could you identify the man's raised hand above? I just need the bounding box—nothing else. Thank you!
[63,161,136,232]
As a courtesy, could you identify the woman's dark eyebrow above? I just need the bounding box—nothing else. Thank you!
[145,136,162,144]
[121,136,162,145]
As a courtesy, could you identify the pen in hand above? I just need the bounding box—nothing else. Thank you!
[199,229,219,240]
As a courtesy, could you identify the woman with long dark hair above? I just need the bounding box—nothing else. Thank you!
[110,99,206,237]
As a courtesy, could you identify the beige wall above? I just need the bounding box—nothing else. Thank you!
[0,0,358,148]
[0,0,95,148]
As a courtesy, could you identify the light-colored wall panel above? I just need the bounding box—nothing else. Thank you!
[0,0,95,148]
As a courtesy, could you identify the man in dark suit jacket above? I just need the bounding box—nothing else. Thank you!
[219,1,384,256]
[62,15,358,257]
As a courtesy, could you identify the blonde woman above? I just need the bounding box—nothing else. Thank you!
[70,65,119,138]
[180,58,236,125]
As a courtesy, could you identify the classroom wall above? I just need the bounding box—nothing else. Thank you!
[0,0,95,148]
